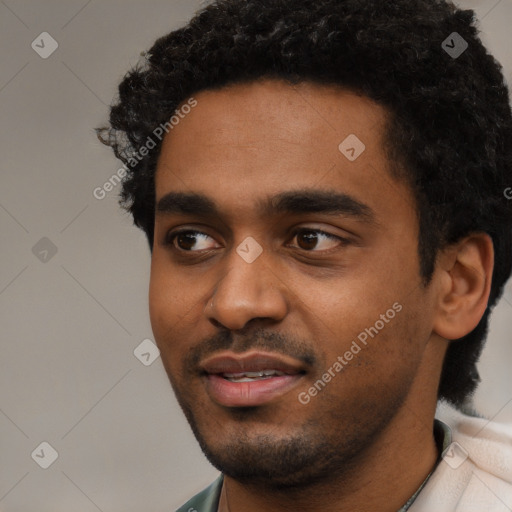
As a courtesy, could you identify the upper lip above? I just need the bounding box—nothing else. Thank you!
[200,351,307,375]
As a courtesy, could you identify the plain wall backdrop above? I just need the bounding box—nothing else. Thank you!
[1,0,511,510]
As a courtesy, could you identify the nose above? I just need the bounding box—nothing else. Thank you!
[206,246,288,331]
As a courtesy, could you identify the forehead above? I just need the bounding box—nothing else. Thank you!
[154,79,411,224]
[158,79,388,164]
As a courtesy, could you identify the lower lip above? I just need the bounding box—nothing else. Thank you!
[205,374,302,407]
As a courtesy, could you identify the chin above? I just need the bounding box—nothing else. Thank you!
[187,413,362,490]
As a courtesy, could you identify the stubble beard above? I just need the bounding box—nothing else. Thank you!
[173,386,409,493]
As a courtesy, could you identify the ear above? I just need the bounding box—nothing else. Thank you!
[432,233,494,340]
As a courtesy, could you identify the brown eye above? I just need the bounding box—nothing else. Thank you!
[296,230,320,250]
[176,232,197,251]
[290,229,346,252]
[166,230,218,251]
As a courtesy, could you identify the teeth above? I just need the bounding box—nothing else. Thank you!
[244,371,266,378]
[261,369,284,376]
[222,370,286,381]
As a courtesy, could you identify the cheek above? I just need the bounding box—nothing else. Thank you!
[148,257,186,342]
[148,275,189,378]
[322,316,421,406]
[149,265,167,333]
[311,284,425,376]
[148,254,212,358]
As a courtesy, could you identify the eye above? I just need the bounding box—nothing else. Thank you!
[288,228,347,252]
[166,230,219,252]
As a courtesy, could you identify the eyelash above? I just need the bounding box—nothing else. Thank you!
[164,228,348,254]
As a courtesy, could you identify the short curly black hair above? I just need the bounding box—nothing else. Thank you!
[97,0,512,408]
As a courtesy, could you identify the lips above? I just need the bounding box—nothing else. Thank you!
[222,369,287,382]
[201,352,306,375]
[200,351,306,407]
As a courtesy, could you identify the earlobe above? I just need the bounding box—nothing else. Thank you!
[433,233,494,341]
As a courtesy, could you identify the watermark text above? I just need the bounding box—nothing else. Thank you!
[298,302,403,405]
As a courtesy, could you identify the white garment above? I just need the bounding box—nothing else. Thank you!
[410,401,512,511]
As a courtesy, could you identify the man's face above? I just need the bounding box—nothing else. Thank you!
[150,80,440,487]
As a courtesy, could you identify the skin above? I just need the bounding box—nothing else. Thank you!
[149,79,493,511]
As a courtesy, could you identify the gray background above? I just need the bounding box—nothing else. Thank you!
[1,1,511,510]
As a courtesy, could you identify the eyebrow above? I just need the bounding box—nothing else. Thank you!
[155,188,376,225]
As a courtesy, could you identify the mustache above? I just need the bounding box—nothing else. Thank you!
[184,328,318,374]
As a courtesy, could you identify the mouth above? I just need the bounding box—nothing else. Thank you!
[221,369,288,382]
[199,351,307,407]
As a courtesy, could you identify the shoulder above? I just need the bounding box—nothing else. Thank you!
[410,401,512,511]
[175,475,223,512]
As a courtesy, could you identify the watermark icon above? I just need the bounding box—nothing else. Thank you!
[32,237,58,263]
[441,32,468,59]
[93,97,198,200]
[504,187,512,200]
[339,134,366,161]
[236,236,263,263]
[31,32,59,59]
[298,302,403,404]
[134,339,160,366]
[31,441,59,469]
[442,441,469,469]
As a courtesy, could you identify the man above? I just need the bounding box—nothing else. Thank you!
[97,0,512,510]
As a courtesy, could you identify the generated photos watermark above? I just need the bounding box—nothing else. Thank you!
[298,302,403,405]
[93,97,198,200]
